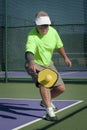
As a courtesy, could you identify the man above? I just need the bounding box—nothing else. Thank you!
[25,11,72,121]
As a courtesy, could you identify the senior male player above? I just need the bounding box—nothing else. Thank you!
[25,11,72,121]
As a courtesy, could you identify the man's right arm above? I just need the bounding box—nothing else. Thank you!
[25,51,34,62]
[25,51,37,72]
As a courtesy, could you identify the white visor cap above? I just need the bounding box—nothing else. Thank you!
[35,16,51,25]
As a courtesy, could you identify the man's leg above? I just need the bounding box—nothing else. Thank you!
[51,84,66,99]
[39,85,58,121]
[39,85,51,108]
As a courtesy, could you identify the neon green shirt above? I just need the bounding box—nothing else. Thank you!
[25,26,63,66]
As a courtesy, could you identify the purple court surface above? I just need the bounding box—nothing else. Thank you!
[0,71,87,79]
[0,98,82,130]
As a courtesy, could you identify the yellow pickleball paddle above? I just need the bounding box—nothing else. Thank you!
[38,69,58,88]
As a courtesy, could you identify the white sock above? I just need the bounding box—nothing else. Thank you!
[47,107,53,111]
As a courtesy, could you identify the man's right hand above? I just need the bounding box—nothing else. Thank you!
[27,60,38,73]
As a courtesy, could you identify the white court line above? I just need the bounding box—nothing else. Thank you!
[0,98,82,102]
[60,71,78,76]
[12,100,83,130]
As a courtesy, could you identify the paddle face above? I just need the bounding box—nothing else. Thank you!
[38,69,58,88]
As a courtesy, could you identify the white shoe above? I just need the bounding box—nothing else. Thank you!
[46,108,58,121]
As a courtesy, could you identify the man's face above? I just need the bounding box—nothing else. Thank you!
[37,25,49,35]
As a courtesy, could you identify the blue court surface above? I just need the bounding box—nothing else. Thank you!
[0,98,83,130]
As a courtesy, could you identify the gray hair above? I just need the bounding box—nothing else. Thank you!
[35,11,48,18]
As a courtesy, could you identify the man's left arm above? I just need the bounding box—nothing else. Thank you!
[57,47,72,67]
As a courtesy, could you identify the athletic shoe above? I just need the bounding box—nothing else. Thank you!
[40,100,58,112]
[45,109,58,121]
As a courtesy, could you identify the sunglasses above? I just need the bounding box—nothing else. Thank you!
[38,25,49,29]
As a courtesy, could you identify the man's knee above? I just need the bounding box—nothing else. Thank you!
[56,84,66,93]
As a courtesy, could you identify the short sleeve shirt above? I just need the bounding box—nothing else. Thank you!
[25,26,63,66]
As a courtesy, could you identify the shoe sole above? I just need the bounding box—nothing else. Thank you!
[46,114,58,121]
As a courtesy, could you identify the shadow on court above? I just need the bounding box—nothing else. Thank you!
[0,103,44,119]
